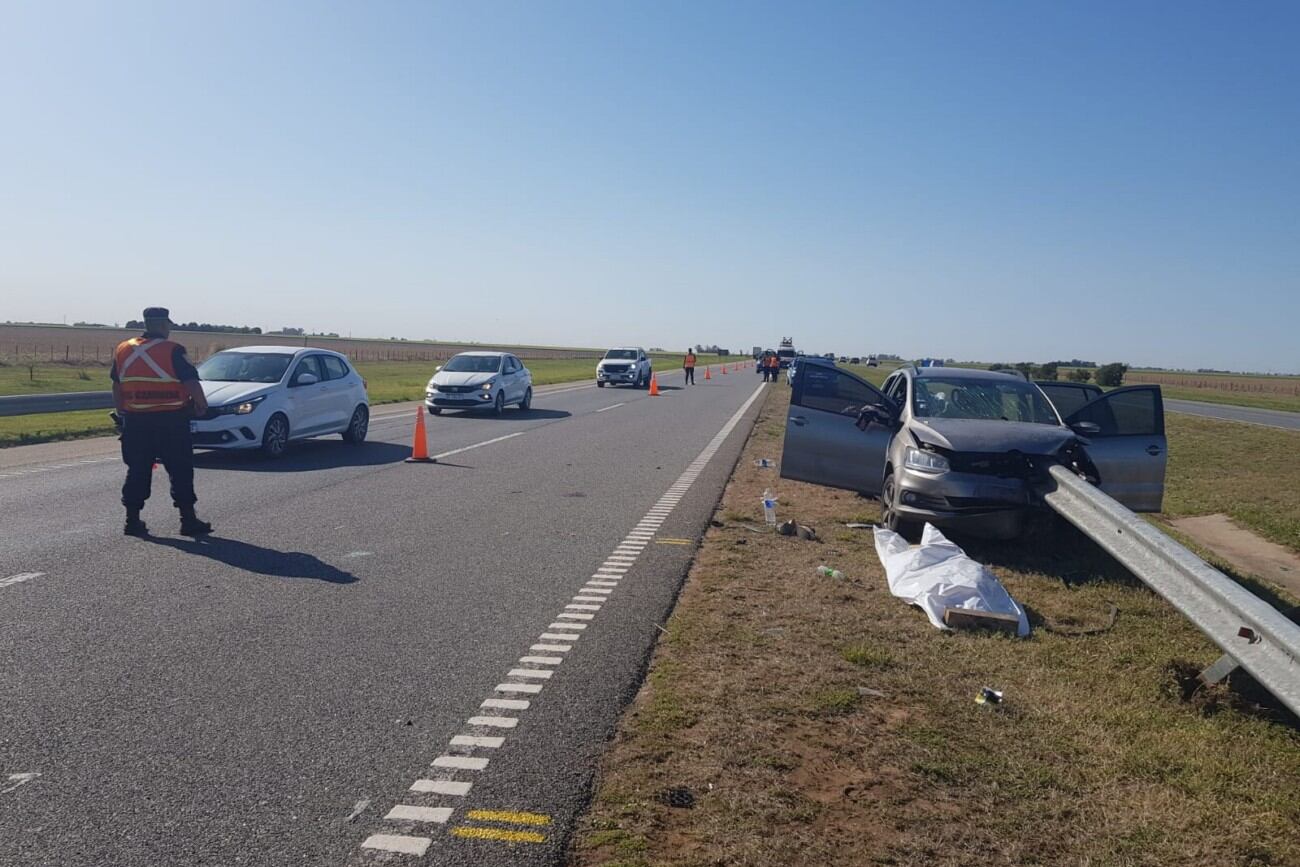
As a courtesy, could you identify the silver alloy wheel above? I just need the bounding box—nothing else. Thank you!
[344,405,368,443]
[493,391,505,415]
[519,387,532,410]
[262,414,289,458]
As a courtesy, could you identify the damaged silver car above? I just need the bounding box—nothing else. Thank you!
[781,361,1166,540]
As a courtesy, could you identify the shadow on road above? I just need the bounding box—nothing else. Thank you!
[195,441,410,473]
[143,535,358,584]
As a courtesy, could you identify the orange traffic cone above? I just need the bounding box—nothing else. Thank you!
[649,373,660,396]
[704,365,711,380]
[722,363,728,374]
[405,406,437,463]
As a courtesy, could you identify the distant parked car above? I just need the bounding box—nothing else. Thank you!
[426,351,533,415]
[850,357,861,365]
[781,361,1166,540]
[193,346,370,458]
[866,356,879,367]
[596,348,652,388]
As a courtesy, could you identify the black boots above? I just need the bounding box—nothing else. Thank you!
[179,506,213,537]
[124,509,148,537]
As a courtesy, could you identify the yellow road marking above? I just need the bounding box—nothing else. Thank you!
[464,809,551,826]
[655,538,692,545]
[452,827,547,844]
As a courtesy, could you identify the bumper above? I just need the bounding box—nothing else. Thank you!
[426,391,496,410]
[894,467,1034,539]
[190,416,263,449]
[596,370,640,384]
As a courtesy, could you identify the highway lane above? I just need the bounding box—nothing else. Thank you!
[1164,398,1300,431]
[0,366,766,866]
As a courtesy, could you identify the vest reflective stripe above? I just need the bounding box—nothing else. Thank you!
[115,338,189,412]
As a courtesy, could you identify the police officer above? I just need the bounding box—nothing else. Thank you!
[683,348,697,385]
[111,308,213,537]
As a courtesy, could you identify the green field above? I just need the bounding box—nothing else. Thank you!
[0,353,741,447]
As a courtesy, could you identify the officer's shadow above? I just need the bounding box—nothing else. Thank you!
[143,535,358,584]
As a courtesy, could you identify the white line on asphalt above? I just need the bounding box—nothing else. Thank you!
[0,572,43,589]
[385,805,454,824]
[557,612,595,621]
[433,431,524,460]
[508,668,554,680]
[519,655,563,665]
[451,735,505,748]
[532,642,573,651]
[495,682,544,693]
[482,697,530,710]
[362,834,431,856]
[538,634,577,642]
[581,587,614,595]
[565,604,602,612]
[432,755,489,771]
[467,716,518,729]
[595,403,625,413]
[410,779,473,796]
[548,622,586,630]
[572,596,606,603]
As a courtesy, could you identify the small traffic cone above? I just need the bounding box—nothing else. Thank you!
[704,365,711,380]
[405,406,437,463]
[722,363,728,374]
[649,373,660,396]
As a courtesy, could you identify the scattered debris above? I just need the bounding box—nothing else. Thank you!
[855,686,887,698]
[942,607,1021,635]
[874,524,1030,637]
[653,623,670,635]
[754,458,776,468]
[656,786,695,808]
[779,521,818,540]
[976,687,1004,706]
[762,490,778,526]
[816,565,845,580]
[345,798,371,823]
[844,522,876,530]
[1042,603,1119,636]
[1,773,41,795]
[734,538,748,545]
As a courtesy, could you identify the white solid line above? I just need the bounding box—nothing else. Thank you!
[410,779,473,796]
[433,755,489,770]
[496,682,544,693]
[508,668,554,679]
[533,642,573,651]
[467,716,518,729]
[520,655,563,665]
[451,735,505,748]
[433,431,524,460]
[0,572,43,589]
[557,612,595,621]
[595,403,625,413]
[548,622,586,630]
[482,698,530,710]
[362,834,431,856]
[385,805,454,824]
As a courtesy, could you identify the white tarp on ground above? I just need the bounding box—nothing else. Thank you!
[873,523,1030,637]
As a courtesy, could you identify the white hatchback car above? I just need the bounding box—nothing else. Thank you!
[426,351,533,415]
[193,346,370,457]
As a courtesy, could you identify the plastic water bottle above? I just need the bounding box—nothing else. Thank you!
[762,489,777,526]
[817,565,845,580]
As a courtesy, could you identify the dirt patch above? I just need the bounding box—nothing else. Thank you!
[568,385,1300,867]
[1171,513,1300,599]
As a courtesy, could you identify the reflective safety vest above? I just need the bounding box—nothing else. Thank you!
[114,337,189,413]
[767,355,779,368]
[684,354,696,368]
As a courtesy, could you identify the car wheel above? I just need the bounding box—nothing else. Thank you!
[596,381,605,388]
[261,413,290,459]
[519,387,532,411]
[343,405,369,444]
[493,391,505,415]
[881,472,921,542]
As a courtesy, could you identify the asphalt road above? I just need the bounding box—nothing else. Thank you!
[0,366,768,866]
[1164,398,1300,431]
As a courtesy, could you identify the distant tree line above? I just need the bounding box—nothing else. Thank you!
[126,320,262,334]
[987,361,1128,386]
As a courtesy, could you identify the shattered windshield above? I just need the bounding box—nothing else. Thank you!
[912,377,1060,425]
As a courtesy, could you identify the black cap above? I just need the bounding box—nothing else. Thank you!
[142,307,172,322]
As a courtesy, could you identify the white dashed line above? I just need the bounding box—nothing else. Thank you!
[482,698,530,710]
[0,572,43,589]
[507,668,554,680]
[450,735,505,749]
[432,755,489,771]
[495,682,544,694]
[520,655,563,665]
[595,403,625,413]
[532,642,573,651]
[361,834,431,856]
[547,622,586,630]
[467,716,518,729]
[410,779,473,796]
[433,431,524,460]
[385,805,453,824]
[557,612,595,621]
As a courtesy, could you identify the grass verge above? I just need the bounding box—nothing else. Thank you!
[568,384,1300,867]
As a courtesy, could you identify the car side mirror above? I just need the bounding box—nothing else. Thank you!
[1071,421,1101,436]
[295,372,319,386]
[435,365,443,372]
[855,404,893,430]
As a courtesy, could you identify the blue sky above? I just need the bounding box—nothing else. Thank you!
[2,1,1296,371]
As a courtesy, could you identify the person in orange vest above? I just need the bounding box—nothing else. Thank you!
[683,349,697,385]
[764,352,779,382]
[111,307,212,537]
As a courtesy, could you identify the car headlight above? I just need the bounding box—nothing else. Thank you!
[217,396,265,415]
[904,446,949,474]
[481,380,495,390]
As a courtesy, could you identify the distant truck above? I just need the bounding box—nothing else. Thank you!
[777,337,797,369]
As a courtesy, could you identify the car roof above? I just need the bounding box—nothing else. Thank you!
[453,350,509,357]
[912,366,1025,381]
[606,347,643,351]
[217,345,309,355]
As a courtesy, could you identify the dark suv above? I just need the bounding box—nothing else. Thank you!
[781,361,1166,539]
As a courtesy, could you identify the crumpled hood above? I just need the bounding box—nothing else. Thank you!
[431,371,497,388]
[909,418,1076,455]
[201,381,276,407]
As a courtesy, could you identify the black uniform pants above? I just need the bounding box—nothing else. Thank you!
[120,412,197,510]
[684,367,695,384]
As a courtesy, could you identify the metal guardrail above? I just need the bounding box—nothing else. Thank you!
[1043,463,1300,716]
[0,391,114,417]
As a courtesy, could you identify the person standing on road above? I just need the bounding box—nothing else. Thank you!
[683,349,696,385]
[765,352,779,383]
[112,307,213,537]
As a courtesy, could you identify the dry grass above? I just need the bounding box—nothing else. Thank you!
[568,387,1300,867]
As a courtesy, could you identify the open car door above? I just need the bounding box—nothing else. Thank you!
[1066,385,1167,511]
[781,360,893,496]
[1035,381,1103,419]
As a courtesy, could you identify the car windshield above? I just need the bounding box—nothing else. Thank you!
[443,355,502,373]
[198,352,293,383]
[778,349,796,358]
[912,377,1060,425]
[604,350,638,360]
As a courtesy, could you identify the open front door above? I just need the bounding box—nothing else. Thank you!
[1067,386,1167,512]
[780,360,893,496]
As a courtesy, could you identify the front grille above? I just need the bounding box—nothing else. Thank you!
[437,385,474,394]
[947,452,1047,480]
[603,364,631,373]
